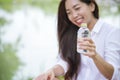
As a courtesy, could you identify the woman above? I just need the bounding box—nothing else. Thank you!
[35,0,120,80]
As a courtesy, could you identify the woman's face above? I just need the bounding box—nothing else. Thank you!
[65,0,95,27]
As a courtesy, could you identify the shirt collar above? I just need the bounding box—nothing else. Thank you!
[91,19,103,33]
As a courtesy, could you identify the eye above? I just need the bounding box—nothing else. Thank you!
[66,11,71,15]
[75,7,80,10]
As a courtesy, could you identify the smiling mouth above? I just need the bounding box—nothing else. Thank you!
[75,18,84,26]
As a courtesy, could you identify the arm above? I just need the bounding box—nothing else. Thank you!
[91,53,114,79]
[52,64,65,77]
[79,38,116,80]
[35,54,68,80]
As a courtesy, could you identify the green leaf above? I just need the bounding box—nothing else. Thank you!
[57,76,64,80]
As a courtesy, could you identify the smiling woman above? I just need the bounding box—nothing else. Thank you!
[35,0,120,80]
[0,0,120,80]
[65,0,99,30]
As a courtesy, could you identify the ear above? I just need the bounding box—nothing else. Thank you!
[89,3,95,12]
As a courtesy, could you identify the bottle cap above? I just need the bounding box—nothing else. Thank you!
[80,23,87,27]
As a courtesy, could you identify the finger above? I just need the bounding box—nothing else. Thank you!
[43,74,48,80]
[77,38,84,42]
[79,41,96,48]
[79,46,95,51]
[89,47,96,51]
[88,43,96,48]
[49,74,54,80]
[83,38,94,43]
[79,41,91,47]
[47,70,55,80]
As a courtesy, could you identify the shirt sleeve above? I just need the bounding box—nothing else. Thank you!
[105,28,120,80]
[56,54,68,74]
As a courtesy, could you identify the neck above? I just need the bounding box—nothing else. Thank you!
[88,18,98,31]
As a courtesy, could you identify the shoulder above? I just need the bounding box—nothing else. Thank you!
[100,19,120,33]
[105,25,120,42]
[98,20,120,40]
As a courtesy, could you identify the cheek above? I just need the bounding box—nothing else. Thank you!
[67,15,71,19]
[68,16,73,22]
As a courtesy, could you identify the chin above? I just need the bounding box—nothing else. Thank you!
[76,24,81,27]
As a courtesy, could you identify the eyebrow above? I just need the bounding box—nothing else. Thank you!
[73,4,79,8]
[66,4,79,11]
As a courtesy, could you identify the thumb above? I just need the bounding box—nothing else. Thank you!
[48,70,55,80]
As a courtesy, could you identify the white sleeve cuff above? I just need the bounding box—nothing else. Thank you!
[56,55,68,74]
[111,65,120,80]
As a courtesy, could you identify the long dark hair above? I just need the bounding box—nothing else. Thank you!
[57,0,99,80]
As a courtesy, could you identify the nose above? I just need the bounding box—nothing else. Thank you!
[72,11,78,19]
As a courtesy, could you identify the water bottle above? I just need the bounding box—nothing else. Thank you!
[77,23,90,54]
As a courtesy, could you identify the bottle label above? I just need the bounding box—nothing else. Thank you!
[77,24,90,54]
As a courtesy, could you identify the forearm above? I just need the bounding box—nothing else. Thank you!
[92,53,114,80]
[52,64,65,77]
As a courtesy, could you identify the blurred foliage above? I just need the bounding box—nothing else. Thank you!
[99,0,120,16]
[0,0,23,12]
[29,0,60,14]
[0,1,21,79]
[0,18,7,27]
[0,21,21,80]
[27,77,33,80]
[0,0,60,14]
[0,43,20,80]
[0,0,13,12]
[0,0,120,15]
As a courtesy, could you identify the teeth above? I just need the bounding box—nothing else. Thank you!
[76,18,83,23]
[76,19,82,23]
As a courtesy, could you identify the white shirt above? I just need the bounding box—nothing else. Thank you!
[56,19,120,80]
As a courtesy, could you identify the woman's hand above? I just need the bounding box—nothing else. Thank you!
[35,65,64,80]
[35,69,59,80]
[77,37,97,58]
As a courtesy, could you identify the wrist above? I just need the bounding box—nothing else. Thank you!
[45,68,55,76]
[91,52,98,60]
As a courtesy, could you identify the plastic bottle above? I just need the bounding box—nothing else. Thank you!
[77,23,90,54]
